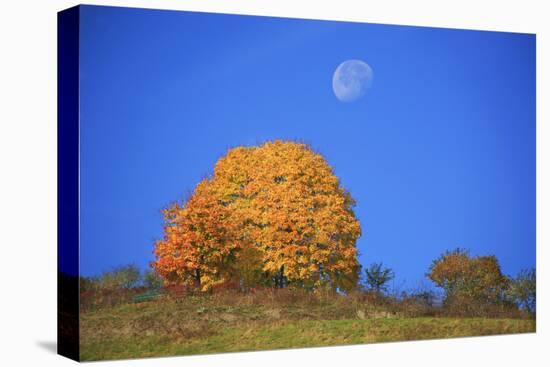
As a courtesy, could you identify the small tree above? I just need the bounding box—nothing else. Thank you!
[507,268,536,315]
[428,248,509,306]
[144,269,164,290]
[364,262,395,293]
[99,264,141,290]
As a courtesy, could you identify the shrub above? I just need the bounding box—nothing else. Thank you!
[98,264,141,290]
[144,269,164,290]
[428,248,509,308]
[507,268,536,316]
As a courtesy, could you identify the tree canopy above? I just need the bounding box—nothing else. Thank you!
[428,248,509,305]
[153,140,362,291]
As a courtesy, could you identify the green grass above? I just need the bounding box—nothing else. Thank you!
[80,299,535,361]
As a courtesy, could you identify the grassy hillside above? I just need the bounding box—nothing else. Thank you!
[80,292,535,361]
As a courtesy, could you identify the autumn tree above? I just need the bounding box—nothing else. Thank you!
[428,248,509,307]
[153,140,362,291]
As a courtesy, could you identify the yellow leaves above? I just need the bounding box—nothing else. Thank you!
[428,249,509,303]
[153,140,362,291]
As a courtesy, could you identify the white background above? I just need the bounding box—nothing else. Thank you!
[0,0,547,366]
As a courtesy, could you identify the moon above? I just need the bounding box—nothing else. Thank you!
[332,60,373,102]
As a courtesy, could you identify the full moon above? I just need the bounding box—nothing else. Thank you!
[332,59,373,102]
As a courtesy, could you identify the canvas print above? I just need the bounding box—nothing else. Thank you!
[57,5,536,362]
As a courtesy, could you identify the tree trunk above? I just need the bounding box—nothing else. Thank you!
[195,269,201,289]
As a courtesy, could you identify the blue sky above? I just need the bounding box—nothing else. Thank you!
[79,5,535,289]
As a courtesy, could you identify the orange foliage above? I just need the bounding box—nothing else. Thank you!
[153,180,241,290]
[153,140,361,291]
[428,248,509,304]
